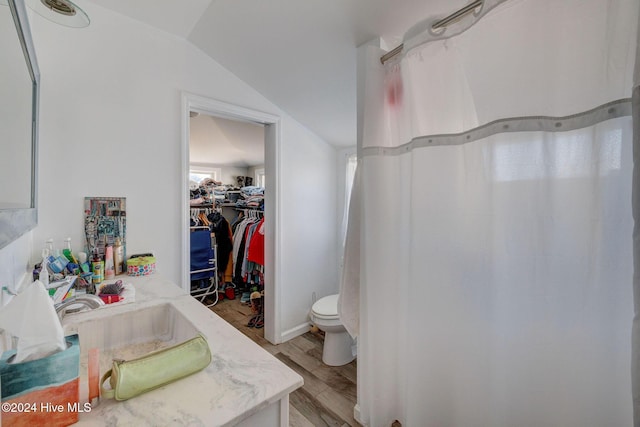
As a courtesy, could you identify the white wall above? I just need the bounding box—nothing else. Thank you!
[218,166,249,187]
[247,165,265,186]
[22,3,338,340]
[0,232,33,307]
[279,121,338,336]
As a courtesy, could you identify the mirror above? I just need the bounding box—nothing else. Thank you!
[0,0,39,249]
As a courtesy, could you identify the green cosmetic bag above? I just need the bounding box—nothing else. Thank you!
[100,334,211,401]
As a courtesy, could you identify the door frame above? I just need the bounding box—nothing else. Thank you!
[181,92,282,344]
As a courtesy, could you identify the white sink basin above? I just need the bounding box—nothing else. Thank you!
[62,302,201,403]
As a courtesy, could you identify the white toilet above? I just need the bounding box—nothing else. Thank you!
[309,294,355,366]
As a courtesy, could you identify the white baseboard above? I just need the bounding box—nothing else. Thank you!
[280,322,311,343]
[354,404,363,425]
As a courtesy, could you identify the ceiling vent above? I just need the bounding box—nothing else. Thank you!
[26,0,89,28]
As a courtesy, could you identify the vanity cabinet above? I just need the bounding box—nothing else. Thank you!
[62,275,302,426]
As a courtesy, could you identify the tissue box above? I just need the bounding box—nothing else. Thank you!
[0,334,80,427]
[127,256,156,276]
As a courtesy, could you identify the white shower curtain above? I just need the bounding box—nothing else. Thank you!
[341,0,640,425]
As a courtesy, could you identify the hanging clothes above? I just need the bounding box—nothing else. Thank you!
[208,211,234,283]
[231,212,264,290]
[247,218,265,266]
[241,220,260,279]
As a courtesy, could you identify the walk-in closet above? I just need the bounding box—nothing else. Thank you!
[188,112,267,335]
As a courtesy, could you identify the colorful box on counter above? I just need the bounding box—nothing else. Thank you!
[126,256,156,276]
[0,334,80,427]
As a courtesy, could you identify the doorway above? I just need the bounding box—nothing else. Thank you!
[181,93,282,344]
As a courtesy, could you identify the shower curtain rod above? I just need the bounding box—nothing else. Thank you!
[380,0,483,64]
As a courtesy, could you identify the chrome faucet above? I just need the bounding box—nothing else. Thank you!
[55,294,105,320]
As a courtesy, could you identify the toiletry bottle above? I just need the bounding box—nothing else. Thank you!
[78,252,90,273]
[63,237,77,263]
[113,238,124,275]
[104,244,115,279]
[44,238,61,273]
[39,247,50,287]
[46,239,69,273]
[45,238,54,256]
[91,249,104,285]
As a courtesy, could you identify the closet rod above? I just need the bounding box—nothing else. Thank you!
[380,0,483,64]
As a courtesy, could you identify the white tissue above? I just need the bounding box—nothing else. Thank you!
[0,280,66,363]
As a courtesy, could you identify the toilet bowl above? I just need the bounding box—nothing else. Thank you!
[309,294,355,366]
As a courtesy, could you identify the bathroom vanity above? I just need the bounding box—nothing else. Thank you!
[59,275,302,426]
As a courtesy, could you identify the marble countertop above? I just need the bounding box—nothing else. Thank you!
[68,275,303,426]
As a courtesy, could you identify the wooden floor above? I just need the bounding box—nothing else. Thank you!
[208,295,360,427]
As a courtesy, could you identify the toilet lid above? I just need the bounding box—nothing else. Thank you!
[312,294,339,318]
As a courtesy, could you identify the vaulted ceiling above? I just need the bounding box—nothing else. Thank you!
[86,0,456,147]
[190,114,265,168]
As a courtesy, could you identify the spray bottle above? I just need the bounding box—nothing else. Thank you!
[39,245,50,288]
[63,237,77,263]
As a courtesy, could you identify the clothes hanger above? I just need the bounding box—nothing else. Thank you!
[199,212,210,226]
[191,209,200,226]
